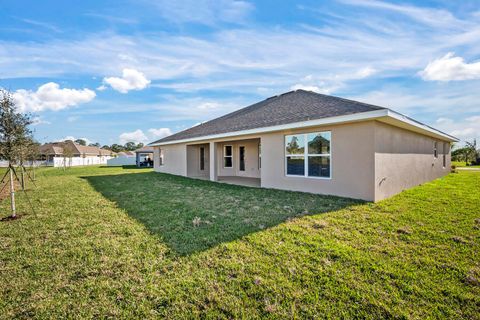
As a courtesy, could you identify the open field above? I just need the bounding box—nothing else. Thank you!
[0,166,479,319]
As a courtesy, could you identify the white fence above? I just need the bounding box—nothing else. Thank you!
[0,160,47,167]
[107,156,136,166]
[51,156,111,167]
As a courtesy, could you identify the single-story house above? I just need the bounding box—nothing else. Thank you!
[148,90,458,201]
[135,146,154,167]
[107,151,136,166]
[39,140,114,167]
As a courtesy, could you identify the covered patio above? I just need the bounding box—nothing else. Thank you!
[186,137,261,187]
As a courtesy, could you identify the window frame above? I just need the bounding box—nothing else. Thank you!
[223,145,233,168]
[442,142,448,168]
[258,143,261,169]
[159,148,164,166]
[433,141,438,158]
[284,131,332,180]
[199,146,205,171]
[239,145,245,171]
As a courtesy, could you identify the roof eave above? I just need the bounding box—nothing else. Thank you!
[148,109,458,146]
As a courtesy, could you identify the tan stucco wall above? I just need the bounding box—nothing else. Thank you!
[374,121,450,201]
[216,139,260,178]
[260,121,376,201]
[154,143,187,176]
[153,120,452,202]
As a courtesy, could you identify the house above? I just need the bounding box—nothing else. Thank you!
[135,146,154,167]
[107,151,136,166]
[148,90,457,201]
[39,140,115,167]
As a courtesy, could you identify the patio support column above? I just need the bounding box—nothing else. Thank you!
[209,142,217,181]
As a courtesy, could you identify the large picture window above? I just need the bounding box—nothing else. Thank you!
[285,131,331,178]
[223,145,233,168]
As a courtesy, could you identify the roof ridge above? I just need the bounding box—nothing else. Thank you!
[148,90,388,145]
[294,89,385,110]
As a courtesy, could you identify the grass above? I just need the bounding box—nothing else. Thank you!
[452,161,480,168]
[0,166,479,319]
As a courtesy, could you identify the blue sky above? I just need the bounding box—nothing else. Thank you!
[1,0,479,146]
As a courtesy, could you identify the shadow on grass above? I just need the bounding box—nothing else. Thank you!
[84,172,361,256]
[97,165,151,170]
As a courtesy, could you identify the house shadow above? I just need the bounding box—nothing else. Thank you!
[84,172,361,256]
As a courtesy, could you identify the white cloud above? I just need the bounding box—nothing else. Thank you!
[119,129,149,144]
[31,116,51,126]
[148,0,254,25]
[420,52,480,81]
[339,0,464,28]
[148,128,172,139]
[466,115,480,122]
[67,116,79,122]
[197,102,221,110]
[119,127,173,144]
[103,68,150,93]
[450,128,476,138]
[355,66,376,78]
[290,84,322,93]
[13,82,96,112]
[436,117,453,125]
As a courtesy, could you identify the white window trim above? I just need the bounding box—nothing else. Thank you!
[159,148,164,166]
[284,131,332,180]
[223,145,233,168]
[442,142,447,168]
[258,143,261,169]
[239,145,246,171]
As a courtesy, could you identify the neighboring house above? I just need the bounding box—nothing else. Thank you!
[148,90,457,202]
[39,140,114,167]
[135,146,154,167]
[107,151,136,166]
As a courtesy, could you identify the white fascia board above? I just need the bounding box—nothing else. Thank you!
[385,110,459,142]
[149,108,458,146]
[148,109,389,146]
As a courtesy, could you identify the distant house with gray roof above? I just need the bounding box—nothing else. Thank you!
[148,90,457,201]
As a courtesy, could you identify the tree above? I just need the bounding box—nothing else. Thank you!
[110,144,124,153]
[89,142,100,147]
[0,90,34,218]
[75,139,86,146]
[136,142,144,149]
[101,145,111,150]
[451,147,472,165]
[124,142,137,151]
[466,139,479,165]
[62,142,74,171]
[452,140,480,166]
[15,137,38,189]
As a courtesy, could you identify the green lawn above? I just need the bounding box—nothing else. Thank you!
[1,166,479,319]
[452,161,480,168]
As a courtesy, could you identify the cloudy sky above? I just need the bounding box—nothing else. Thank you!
[1,0,479,146]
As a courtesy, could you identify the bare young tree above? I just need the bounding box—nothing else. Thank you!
[0,90,34,218]
[62,142,74,171]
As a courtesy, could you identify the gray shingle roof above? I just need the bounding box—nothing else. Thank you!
[150,90,386,144]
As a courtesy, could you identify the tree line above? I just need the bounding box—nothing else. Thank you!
[70,139,145,153]
[451,140,480,166]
